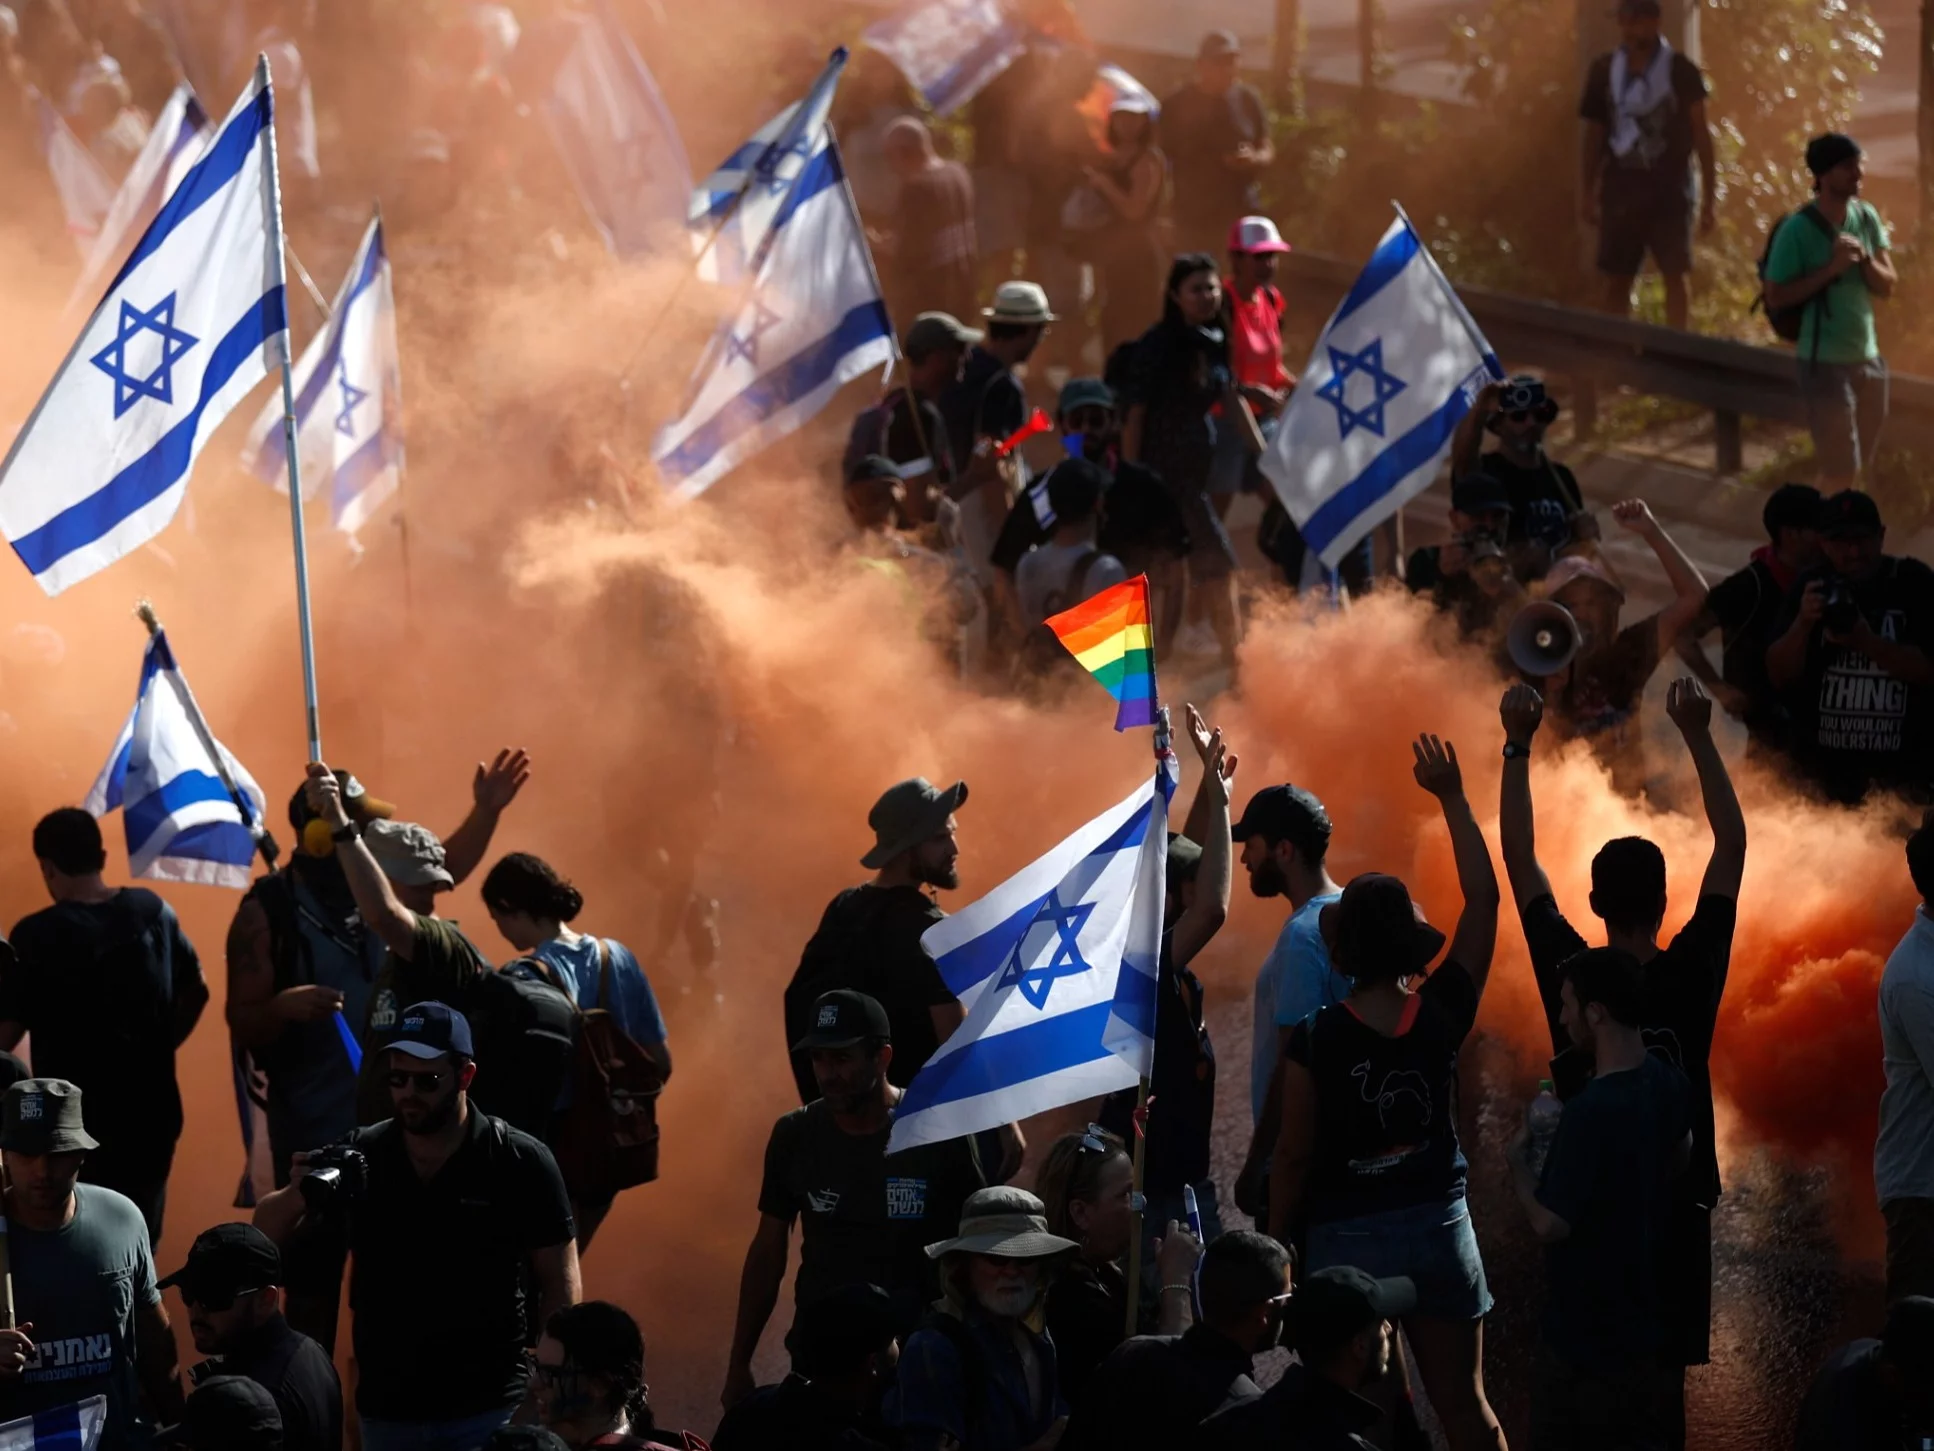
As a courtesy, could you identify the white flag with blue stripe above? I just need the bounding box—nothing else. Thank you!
[0,1396,107,1451]
[36,98,116,257]
[688,49,845,285]
[84,628,267,888]
[0,62,285,595]
[68,84,216,316]
[240,215,403,538]
[654,123,895,498]
[864,0,1027,114]
[887,763,1173,1154]
[1261,210,1504,569]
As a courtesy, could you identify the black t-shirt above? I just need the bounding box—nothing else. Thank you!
[1579,50,1709,199]
[1406,546,1506,637]
[2,890,206,1164]
[1158,82,1268,223]
[1552,615,1663,757]
[1701,555,1797,739]
[1285,962,1482,1223]
[1470,450,1582,557]
[1522,892,1736,1207]
[1045,1257,1127,1406]
[711,1372,895,1451]
[197,1316,343,1451]
[850,391,958,495]
[1536,1053,1691,1370]
[1061,1325,1261,1451]
[1770,557,1934,801]
[991,458,1190,576]
[1123,321,1230,496]
[785,885,958,1102]
[332,1109,575,1419]
[1795,1339,1905,1451]
[757,1098,984,1335]
[939,347,1027,473]
[1098,932,1214,1193]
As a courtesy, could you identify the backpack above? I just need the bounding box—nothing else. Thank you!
[467,965,579,1141]
[1013,550,1103,681]
[1757,204,1834,346]
[525,942,669,1199]
[841,399,897,482]
[783,888,905,1102]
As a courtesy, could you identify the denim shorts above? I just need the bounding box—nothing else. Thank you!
[1305,1195,1493,1322]
[1798,355,1888,479]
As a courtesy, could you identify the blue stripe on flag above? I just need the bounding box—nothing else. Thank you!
[772,145,843,233]
[104,84,273,298]
[124,768,243,849]
[1299,381,1473,556]
[33,1399,82,1451]
[658,299,892,481]
[101,736,133,811]
[159,817,258,868]
[896,1002,1116,1116]
[13,288,287,576]
[254,234,386,483]
[1330,222,1420,329]
[1108,953,1159,1039]
[331,429,395,522]
[931,891,1052,996]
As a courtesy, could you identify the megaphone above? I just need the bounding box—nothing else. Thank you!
[1507,601,1581,677]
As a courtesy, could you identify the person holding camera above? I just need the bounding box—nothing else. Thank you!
[1767,489,1934,805]
[252,1002,581,1451]
[1406,473,1526,639]
[1449,375,1590,583]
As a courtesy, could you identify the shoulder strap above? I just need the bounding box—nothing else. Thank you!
[1799,202,1834,238]
[1068,548,1103,602]
[596,936,614,1012]
[510,955,584,1022]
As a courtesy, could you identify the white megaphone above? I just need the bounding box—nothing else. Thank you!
[1506,600,1581,677]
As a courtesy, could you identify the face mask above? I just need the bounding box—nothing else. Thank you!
[1061,432,1086,460]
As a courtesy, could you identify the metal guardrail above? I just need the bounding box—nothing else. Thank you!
[1278,250,1934,472]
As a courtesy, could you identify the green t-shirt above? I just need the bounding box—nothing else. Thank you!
[1764,198,1890,365]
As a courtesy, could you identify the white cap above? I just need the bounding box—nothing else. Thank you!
[1227,215,1292,255]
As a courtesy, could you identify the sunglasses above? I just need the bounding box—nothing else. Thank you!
[1064,407,1113,431]
[182,1284,263,1312]
[1077,1124,1115,1154]
[386,1069,445,1093]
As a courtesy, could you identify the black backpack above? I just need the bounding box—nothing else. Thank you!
[1012,550,1103,682]
[466,966,578,1140]
[1757,204,1834,346]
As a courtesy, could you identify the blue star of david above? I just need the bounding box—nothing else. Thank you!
[334,356,369,438]
[90,293,199,419]
[995,891,1096,1010]
[1315,338,1407,441]
[725,300,784,368]
[753,135,813,195]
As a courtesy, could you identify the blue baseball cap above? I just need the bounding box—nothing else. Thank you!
[385,1001,473,1061]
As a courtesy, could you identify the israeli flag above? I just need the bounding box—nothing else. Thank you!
[241,215,403,538]
[654,124,895,498]
[36,98,116,256]
[85,627,268,889]
[0,1397,107,1451]
[0,62,286,595]
[864,0,1027,114]
[887,762,1174,1154]
[69,85,216,315]
[688,48,845,285]
[543,0,693,260]
[1261,210,1503,569]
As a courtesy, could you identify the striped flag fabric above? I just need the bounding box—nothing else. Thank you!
[0,1397,106,1451]
[35,98,117,257]
[68,84,216,316]
[1045,574,1159,731]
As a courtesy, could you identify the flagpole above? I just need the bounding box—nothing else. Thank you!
[135,602,280,870]
[258,53,324,763]
[1390,200,1499,376]
[1125,1074,1150,1338]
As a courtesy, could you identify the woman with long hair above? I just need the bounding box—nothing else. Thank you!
[1082,98,1167,352]
[1036,1126,1198,1404]
[483,851,671,1250]
[533,1301,699,1450]
[1266,734,1507,1450]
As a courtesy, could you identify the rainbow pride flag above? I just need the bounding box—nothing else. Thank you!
[1045,575,1158,730]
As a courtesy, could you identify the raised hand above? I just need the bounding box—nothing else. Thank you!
[1611,498,1661,536]
[1665,677,1713,738]
[1412,734,1463,800]
[304,761,349,828]
[473,748,531,814]
[1501,683,1545,745]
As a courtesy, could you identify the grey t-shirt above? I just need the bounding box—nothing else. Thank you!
[1878,907,1934,1204]
[1016,538,1127,625]
[0,1185,158,1450]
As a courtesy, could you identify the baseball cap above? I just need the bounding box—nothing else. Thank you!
[1231,784,1332,857]
[1818,488,1883,539]
[793,990,892,1053]
[1198,29,1240,58]
[1763,482,1822,539]
[384,1001,475,1062]
[1057,377,1116,416]
[1450,472,1511,518]
[177,1375,281,1450]
[1227,216,1291,255]
[1,1078,97,1155]
[1805,131,1861,178]
[1289,1266,1417,1359]
[791,1283,900,1377]
[1542,553,1626,604]
[904,312,981,361]
[159,1224,282,1304]
[362,820,455,889]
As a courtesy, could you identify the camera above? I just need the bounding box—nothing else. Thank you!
[297,1144,368,1217]
[1823,583,1861,633]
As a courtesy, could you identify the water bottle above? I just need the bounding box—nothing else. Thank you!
[1526,1080,1563,1177]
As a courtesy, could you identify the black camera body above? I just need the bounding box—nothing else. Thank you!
[1823,582,1862,634]
[298,1144,369,1217]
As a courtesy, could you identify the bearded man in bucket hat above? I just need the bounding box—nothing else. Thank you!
[0,1079,185,1445]
[889,1187,1080,1451]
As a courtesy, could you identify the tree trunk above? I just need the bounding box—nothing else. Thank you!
[1358,0,1380,126]
[1922,0,1934,234]
[1272,0,1304,117]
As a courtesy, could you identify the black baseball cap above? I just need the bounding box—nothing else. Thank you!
[793,990,892,1052]
[159,1224,282,1302]
[791,1283,899,1376]
[1763,482,1822,539]
[1289,1266,1417,1360]
[177,1375,282,1450]
[1806,132,1862,178]
[1450,472,1511,518]
[1819,489,1882,539]
[383,1001,474,1061]
[1231,784,1332,857]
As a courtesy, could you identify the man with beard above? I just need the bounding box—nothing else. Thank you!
[253,1003,580,1451]
[1229,785,1343,1225]
[1193,1267,1413,1451]
[723,992,984,1412]
[890,1186,1079,1451]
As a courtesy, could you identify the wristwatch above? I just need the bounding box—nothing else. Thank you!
[330,821,361,844]
[1502,742,1531,761]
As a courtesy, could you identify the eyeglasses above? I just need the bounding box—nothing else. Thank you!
[386,1069,445,1093]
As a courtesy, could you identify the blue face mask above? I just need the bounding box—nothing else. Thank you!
[1062,432,1087,460]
